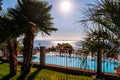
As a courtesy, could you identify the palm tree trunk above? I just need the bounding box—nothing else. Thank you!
[21,24,34,76]
[96,48,103,79]
[7,39,18,76]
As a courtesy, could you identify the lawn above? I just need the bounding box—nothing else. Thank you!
[0,61,93,80]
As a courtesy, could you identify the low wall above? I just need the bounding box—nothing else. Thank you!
[18,61,120,80]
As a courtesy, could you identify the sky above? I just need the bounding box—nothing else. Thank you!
[2,0,92,41]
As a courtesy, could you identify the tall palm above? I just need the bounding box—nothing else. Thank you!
[80,0,120,79]
[7,39,18,76]
[8,0,57,76]
[0,14,24,75]
[0,0,25,76]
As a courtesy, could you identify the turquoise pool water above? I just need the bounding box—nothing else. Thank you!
[18,55,119,73]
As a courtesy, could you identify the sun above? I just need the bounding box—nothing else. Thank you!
[60,0,72,13]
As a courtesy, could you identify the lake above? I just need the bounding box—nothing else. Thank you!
[34,40,80,50]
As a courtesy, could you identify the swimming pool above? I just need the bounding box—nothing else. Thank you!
[18,55,119,73]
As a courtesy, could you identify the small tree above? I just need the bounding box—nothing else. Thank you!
[8,0,57,76]
[56,43,73,54]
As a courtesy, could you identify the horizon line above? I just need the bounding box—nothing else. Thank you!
[34,39,83,41]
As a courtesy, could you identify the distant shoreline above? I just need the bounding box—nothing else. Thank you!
[34,39,80,41]
[33,40,81,50]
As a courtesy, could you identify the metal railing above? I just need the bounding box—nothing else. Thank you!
[17,46,120,74]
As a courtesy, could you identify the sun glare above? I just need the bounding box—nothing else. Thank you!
[60,0,72,13]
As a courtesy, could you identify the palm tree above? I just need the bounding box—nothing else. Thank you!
[79,0,120,79]
[0,1,18,76]
[79,27,119,79]
[7,39,18,76]
[0,14,24,75]
[8,0,57,76]
[0,0,2,10]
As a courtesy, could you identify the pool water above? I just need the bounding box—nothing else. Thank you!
[18,56,36,61]
[18,55,119,73]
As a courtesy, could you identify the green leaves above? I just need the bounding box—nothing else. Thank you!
[0,14,23,44]
[8,0,57,37]
[79,0,120,58]
[56,43,73,50]
[80,0,120,36]
[79,27,119,58]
